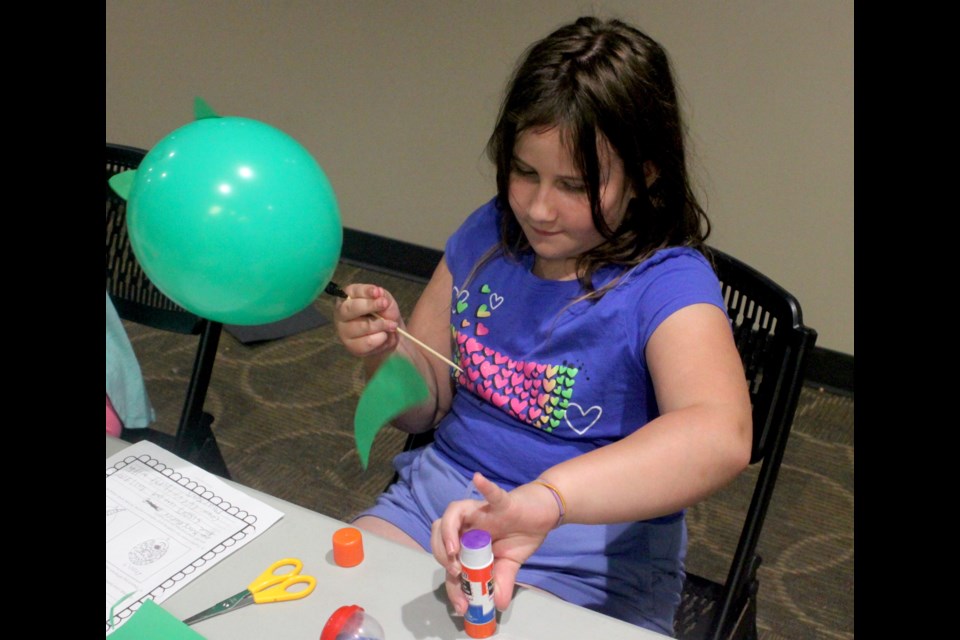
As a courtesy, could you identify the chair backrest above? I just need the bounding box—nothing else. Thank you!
[699,246,817,638]
[106,142,225,457]
[106,144,202,333]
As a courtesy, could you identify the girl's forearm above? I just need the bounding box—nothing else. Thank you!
[539,404,751,525]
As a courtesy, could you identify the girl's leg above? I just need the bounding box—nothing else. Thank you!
[353,515,424,551]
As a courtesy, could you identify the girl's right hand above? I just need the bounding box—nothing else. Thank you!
[430,473,557,615]
[333,284,402,359]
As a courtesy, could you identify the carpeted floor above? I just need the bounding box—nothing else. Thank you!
[121,261,854,639]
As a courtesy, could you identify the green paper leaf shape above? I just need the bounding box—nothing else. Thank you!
[108,170,137,200]
[354,354,429,470]
[194,96,221,120]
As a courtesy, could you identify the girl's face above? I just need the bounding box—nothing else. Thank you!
[508,127,634,281]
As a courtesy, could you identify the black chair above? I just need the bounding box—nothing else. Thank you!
[392,246,816,640]
[106,142,231,479]
[672,247,817,640]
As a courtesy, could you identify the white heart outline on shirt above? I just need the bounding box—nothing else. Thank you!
[565,403,602,435]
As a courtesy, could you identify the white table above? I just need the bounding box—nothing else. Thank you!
[107,436,668,639]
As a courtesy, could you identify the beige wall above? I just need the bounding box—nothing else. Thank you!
[106,0,854,356]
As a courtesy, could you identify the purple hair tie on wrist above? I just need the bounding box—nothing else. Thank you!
[532,479,566,528]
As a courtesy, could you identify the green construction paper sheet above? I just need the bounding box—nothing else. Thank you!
[354,354,429,469]
[108,600,206,639]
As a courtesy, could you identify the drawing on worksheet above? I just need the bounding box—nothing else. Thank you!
[105,440,284,635]
[128,538,170,565]
[106,502,125,523]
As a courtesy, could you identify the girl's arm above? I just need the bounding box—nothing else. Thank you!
[432,302,753,613]
[538,302,753,521]
[334,257,457,433]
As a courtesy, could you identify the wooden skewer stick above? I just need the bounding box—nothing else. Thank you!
[326,282,464,374]
[380,316,464,374]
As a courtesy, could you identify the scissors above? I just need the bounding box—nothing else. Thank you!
[183,557,317,625]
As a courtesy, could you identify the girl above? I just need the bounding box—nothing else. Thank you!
[334,16,752,636]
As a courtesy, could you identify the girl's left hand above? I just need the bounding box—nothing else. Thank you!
[430,472,560,615]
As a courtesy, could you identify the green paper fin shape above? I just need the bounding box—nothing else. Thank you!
[109,170,136,200]
[108,600,205,639]
[194,96,221,120]
[108,591,136,630]
[354,354,429,470]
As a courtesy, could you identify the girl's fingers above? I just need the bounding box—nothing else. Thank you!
[340,313,396,340]
[445,570,468,615]
[332,283,402,358]
[472,472,508,507]
[430,518,461,576]
[341,284,397,320]
[492,559,521,612]
[338,294,387,322]
[432,518,468,615]
[439,501,478,556]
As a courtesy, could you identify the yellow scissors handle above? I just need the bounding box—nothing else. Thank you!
[247,558,303,591]
[247,558,317,604]
[251,574,317,603]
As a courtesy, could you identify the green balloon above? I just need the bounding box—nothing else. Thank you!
[126,117,342,325]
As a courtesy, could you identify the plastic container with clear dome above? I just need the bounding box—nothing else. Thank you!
[320,605,386,640]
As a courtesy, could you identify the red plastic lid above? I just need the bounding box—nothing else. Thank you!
[320,604,363,640]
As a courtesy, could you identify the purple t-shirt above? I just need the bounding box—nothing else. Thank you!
[432,199,727,489]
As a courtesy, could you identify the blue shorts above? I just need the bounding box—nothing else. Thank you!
[354,445,686,636]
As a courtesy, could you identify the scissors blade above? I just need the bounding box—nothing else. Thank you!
[182,588,254,625]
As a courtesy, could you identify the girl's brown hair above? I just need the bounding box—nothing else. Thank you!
[480,16,710,300]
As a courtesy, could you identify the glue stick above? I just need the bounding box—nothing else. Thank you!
[459,529,497,638]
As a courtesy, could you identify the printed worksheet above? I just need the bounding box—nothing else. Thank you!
[106,441,283,634]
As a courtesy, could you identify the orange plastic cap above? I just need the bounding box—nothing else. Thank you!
[333,527,365,567]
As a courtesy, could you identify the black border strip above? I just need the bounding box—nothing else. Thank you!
[804,347,854,396]
[342,227,442,283]
[341,227,853,395]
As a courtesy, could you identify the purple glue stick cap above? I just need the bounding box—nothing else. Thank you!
[460,529,493,568]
